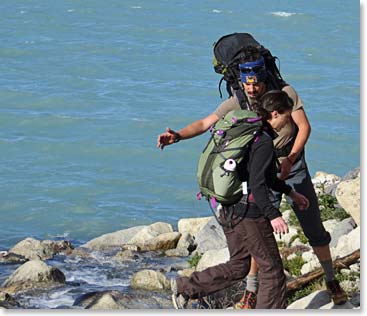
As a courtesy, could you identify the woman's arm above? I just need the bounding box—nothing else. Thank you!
[279,108,311,179]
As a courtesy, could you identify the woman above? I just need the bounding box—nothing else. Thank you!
[171,90,309,309]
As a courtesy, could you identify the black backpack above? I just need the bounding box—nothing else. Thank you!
[212,32,287,110]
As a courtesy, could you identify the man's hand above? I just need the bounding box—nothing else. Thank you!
[289,190,309,211]
[156,127,180,150]
[270,216,288,235]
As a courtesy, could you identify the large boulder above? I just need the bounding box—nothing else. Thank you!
[127,222,173,245]
[1,260,65,294]
[130,270,170,291]
[331,226,360,259]
[9,238,73,260]
[287,290,353,309]
[139,232,181,251]
[335,176,360,226]
[81,225,146,251]
[177,217,212,238]
[0,251,28,264]
[329,217,356,248]
[196,247,229,272]
[194,218,227,253]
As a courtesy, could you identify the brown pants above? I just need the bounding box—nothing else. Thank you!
[176,215,286,309]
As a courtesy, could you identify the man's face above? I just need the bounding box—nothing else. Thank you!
[242,82,267,100]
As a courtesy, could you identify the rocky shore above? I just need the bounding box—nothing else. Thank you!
[0,167,360,310]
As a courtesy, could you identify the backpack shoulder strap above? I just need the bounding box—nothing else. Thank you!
[233,88,250,110]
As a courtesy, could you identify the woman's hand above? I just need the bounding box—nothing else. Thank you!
[289,190,309,211]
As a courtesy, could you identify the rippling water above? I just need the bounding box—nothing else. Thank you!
[0,0,359,250]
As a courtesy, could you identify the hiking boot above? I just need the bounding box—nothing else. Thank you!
[234,290,257,309]
[326,279,348,305]
[171,278,188,309]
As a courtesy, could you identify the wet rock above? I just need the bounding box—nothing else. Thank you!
[73,290,171,309]
[130,269,170,291]
[0,291,20,309]
[69,247,94,259]
[140,232,181,251]
[165,248,189,257]
[0,251,28,265]
[9,238,73,260]
[81,225,147,251]
[112,249,141,262]
[128,222,173,245]
[1,259,65,294]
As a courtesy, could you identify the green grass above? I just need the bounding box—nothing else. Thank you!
[187,252,203,268]
[283,255,305,277]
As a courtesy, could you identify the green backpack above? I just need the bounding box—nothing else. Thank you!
[197,109,263,207]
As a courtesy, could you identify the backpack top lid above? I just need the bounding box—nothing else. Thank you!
[213,33,261,67]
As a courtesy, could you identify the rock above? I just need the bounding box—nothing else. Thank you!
[177,268,195,277]
[342,167,360,181]
[81,226,147,251]
[322,219,339,235]
[177,217,212,237]
[329,217,356,248]
[128,222,173,245]
[176,233,196,253]
[287,289,355,309]
[0,251,28,264]
[302,250,317,263]
[69,247,94,259]
[196,247,229,272]
[274,227,298,246]
[335,176,360,226]
[130,269,170,291]
[165,248,189,257]
[194,218,227,253]
[301,259,320,275]
[1,259,65,294]
[73,290,170,309]
[9,238,73,260]
[140,232,181,251]
[312,171,341,195]
[78,291,123,309]
[0,291,20,309]
[112,250,140,262]
[331,226,360,259]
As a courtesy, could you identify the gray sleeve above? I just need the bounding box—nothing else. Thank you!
[214,97,241,118]
[282,85,304,111]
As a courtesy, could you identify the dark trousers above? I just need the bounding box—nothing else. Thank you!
[177,215,286,309]
[272,153,331,247]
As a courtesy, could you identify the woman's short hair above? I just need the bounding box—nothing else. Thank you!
[253,90,294,119]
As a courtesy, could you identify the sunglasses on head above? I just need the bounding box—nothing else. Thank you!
[240,65,266,74]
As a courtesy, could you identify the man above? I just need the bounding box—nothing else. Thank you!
[157,46,347,308]
[171,91,309,309]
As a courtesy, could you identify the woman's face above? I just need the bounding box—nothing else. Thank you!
[267,110,292,132]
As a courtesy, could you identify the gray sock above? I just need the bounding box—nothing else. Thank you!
[320,259,335,282]
[246,274,259,293]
